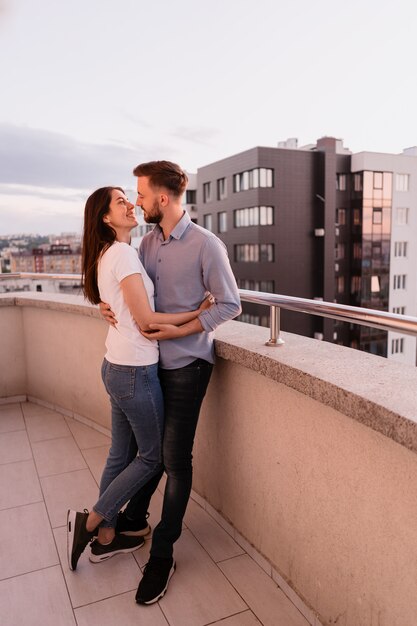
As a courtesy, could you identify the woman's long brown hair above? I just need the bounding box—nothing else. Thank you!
[81,187,123,304]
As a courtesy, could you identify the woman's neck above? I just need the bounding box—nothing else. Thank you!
[114,228,131,244]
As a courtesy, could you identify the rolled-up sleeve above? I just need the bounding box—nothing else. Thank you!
[198,236,242,333]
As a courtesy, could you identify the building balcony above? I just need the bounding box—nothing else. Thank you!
[1,292,417,626]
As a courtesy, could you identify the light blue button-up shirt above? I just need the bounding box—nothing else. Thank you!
[139,211,241,369]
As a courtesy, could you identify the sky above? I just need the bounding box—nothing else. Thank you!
[0,0,417,236]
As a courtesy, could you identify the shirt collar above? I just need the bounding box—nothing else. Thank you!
[169,211,191,240]
[153,210,191,242]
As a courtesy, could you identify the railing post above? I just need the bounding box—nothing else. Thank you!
[265,305,285,346]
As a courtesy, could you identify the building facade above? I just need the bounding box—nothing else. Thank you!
[197,138,417,365]
[11,244,81,274]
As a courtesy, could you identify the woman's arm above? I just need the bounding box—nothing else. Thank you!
[121,273,209,330]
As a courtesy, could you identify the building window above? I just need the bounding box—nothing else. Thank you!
[216,177,227,200]
[336,208,346,225]
[203,182,212,203]
[233,168,274,192]
[234,206,274,227]
[185,189,196,204]
[393,274,407,290]
[396,174,410,192]
[234,244,274,262]
[372,208,382,224]
[395,207,409,225]
[371,276,380,293]
[260,244,274,262]
[335,243,345,260]
[337,276,345,294]
[391,338,404,354]
[336,174,346,191]
[237,278,275,293]
[218,212,227,233]
[203,214,213,231]
[354,174,362,192]
[353,242,362,259]
[353,209,361,226]
[373,172,383,189]
[393,306,406,315]
[351,276,361,293]
[394,241,408,257]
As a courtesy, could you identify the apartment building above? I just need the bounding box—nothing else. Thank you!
[197,138,417,364]
[11,244,81,274]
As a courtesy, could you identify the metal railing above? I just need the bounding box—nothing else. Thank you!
[2,272,417,346]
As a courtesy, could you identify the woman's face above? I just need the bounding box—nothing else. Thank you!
[105,189,138,230]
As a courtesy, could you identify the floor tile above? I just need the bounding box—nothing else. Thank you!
[155,529,247,626]
[32,437,87,477]
[0,566,76,626]
[184,498,244,563]
[0,502,58,580]
[0,403,25,433]
[82,445,110,485]
[25,410,71,443]
[65,418,111,450]
[74,590,168,626]
[21,402,58,419]
[0,459,42,510]
[0,430,32,465]
[41,468,100,528]
[210,611,263,625]
[54,525,142,608]
[219,555,310,626]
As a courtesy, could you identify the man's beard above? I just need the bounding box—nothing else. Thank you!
[143,199,163,224]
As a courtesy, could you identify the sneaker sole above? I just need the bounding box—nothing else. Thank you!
[136,560,176,605]
[66,509,77,571]
[89,541,145,563]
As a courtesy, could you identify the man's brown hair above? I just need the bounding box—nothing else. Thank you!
[133,160,188,197]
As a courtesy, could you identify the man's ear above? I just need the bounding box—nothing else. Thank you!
[159,193,169,207]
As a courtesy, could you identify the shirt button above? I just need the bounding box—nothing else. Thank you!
[158,259,161,262]
[156,276,159,280]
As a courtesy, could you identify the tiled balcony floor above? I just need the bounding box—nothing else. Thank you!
[0,401,310,626]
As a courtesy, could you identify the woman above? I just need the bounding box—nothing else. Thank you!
[67,186,210,571]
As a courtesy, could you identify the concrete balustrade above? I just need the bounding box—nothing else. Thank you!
[1,292,417,626]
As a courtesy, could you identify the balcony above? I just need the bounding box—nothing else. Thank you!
[1,292,417,626]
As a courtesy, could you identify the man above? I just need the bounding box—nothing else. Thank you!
[100,160,241,604]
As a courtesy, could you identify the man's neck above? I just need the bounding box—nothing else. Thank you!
[160,206,185,240]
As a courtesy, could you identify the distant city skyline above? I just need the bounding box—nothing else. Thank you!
[1,0,417,235]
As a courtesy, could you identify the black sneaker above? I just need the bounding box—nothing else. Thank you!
[67,509,94,571]
[89,534,145,563]
[135,556,176,604]
[115,510,151,537]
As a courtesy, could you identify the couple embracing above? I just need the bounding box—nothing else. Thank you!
[67,160,241,605]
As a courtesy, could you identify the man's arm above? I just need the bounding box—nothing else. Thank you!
[197,235,241,332]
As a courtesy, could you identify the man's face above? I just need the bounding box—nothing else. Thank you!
[136,176,164,224]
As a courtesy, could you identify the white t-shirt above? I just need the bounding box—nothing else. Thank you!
[97,241,159,366]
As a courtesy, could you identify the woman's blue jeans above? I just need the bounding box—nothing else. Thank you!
[93,359,164,528]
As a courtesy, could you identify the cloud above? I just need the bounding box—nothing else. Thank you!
[0,183,87,202]
[0,123,172,190]
[170,125,220,145]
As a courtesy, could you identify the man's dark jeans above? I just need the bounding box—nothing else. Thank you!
[124,358,213,558]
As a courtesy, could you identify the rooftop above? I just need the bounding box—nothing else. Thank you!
[0,400,311,626]
[2,291,417,626]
